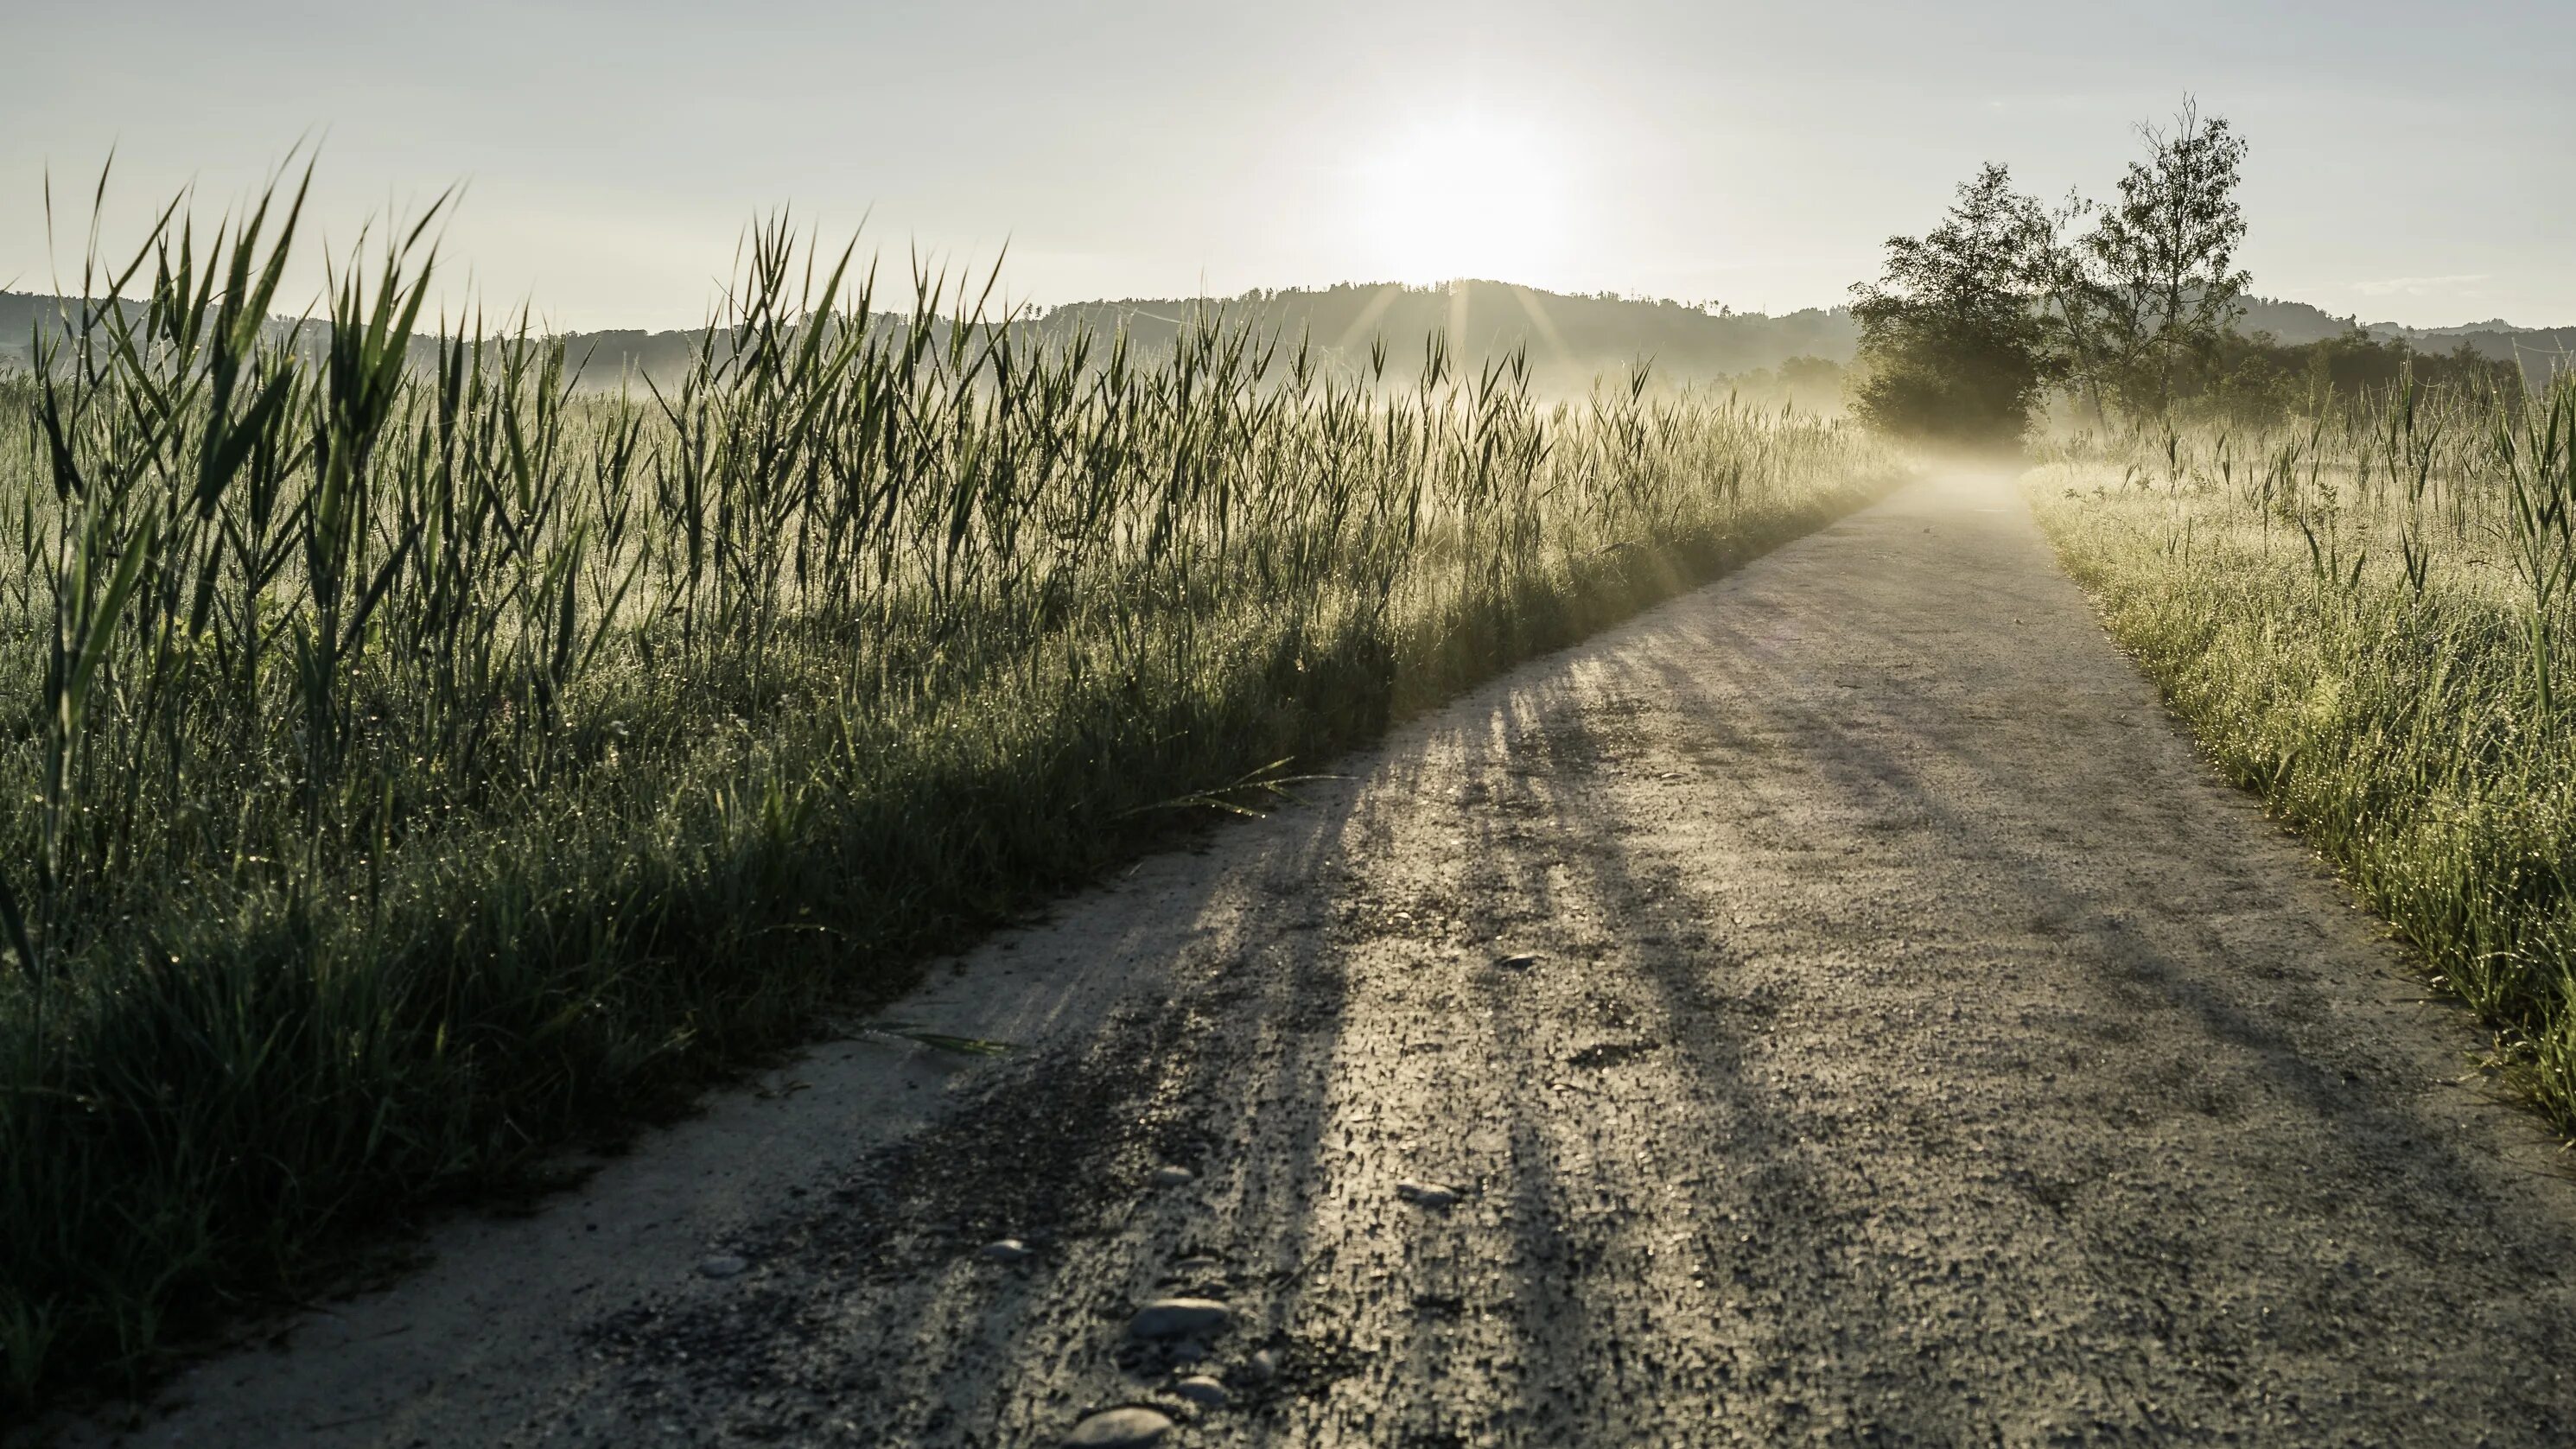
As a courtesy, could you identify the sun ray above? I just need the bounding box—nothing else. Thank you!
[1332,282,1407,358]
[1508,283,1576,376]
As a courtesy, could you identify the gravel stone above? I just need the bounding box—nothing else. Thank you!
[1126,1298,1231,1339]
[1171,1375,1230,1407]
[1396,1180,1460,1209]
[1062,1407,1174,1447]
[693,1255,747,1280]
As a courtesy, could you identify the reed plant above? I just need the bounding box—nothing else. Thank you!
[2032,371,2576,1134]
[0,171,1894,1407]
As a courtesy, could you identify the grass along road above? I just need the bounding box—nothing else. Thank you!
[2032,386,2576,1134]
[69,468,2576,1447]
[0,194,1888,1405]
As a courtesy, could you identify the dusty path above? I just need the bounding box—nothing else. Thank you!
[87,470,2576,1446]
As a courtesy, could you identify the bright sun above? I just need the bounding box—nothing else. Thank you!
[1353,110,1575,286]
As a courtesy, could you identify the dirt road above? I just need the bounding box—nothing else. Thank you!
[91,470,2576,1446]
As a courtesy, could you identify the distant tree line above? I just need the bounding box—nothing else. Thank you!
[2181,329,2525,426]
[1846,102,2528,445]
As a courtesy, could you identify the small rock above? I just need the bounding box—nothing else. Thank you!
[1128,1298,1231,1339]
[1494,952,1542,970]
[696,1255,748,1279]
[1150,1166,1195,1187]
[1170,1374,1231,1407]
[1171,1254,1221,1273]
[1396,1180,1460,1209]
[980,1238,1034,1263]
[1063,1407,1174,1447]
[1244,1348,1280,1382]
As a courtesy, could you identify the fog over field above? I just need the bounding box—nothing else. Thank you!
[5,285,2569,402]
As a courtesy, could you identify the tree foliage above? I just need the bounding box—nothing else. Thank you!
[2056,102,2253,421]
[2176,329,2523,427]
[1848,164,2058,447]
[1850,102,2258,444]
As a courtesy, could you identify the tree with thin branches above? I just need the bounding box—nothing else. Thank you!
[2058,101,2253,423]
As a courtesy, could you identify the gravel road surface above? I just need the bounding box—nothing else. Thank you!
[85,470,2576,1447]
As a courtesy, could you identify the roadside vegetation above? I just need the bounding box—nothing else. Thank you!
[2034,377,2576,1135]
[0,171,1895,1407]
[1851,105,2576,1139]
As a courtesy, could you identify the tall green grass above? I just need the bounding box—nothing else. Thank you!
[2033,373,2576,1134]
[0,172,1895,1407]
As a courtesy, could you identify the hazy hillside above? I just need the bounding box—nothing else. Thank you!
[7,283,2565,391]
[0,283,1853,396]
[487,283,1860,398]
[1025,282,1859,394]
[2235,295,2573,388]
[0,291,74,365]
[2238,296,2376,344]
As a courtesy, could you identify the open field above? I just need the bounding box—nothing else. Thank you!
[2035,377,2576,1132]
[67,472,2576,1448]
[0,194,1896,1408]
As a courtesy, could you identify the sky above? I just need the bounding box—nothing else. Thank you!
[4,0,2570,332]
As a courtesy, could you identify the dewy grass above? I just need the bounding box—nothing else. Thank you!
[2032,374,2576,1141]
[0,175,1900,1407]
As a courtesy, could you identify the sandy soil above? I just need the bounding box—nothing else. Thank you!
[71,469,2576,1446]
